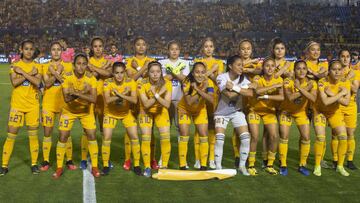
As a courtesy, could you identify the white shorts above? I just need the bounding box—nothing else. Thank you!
[214,111,247,129]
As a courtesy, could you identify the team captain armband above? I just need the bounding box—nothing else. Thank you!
[207,87,214,93]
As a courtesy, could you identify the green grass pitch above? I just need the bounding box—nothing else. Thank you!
[0,64,359,202]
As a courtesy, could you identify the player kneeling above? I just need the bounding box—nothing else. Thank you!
[214,55,253,176]
[53,54,100,178]
[279,60,317,176]
[101,62,141,176]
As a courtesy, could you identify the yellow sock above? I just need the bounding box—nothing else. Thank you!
[194,131,200,161]
[279,138,288,167]
[232,132,240,158]
[102,140,111,167]
[2,133,17,167]
[150,133,156,161]
[42,136,52,162]
[337,133,348,167]
[65,136,73,161]
[248,151,256,167]
[131,139,140,167]
[199,136,209,167]
[160,132,171,167]
[88,140,99,168]
[28,130,39,166]
[81,133,88,160]
[300,140,310,166]
[314,135,325,167]
[179,136,189,167]
[267,151,276,166]
[208,129,215,161]
[141,134,151,168]
[331,135,339,161]
[56,141,66,168]
[347,135,355,161]
[124,133,131,161]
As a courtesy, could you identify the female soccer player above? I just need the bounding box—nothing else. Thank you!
[269,38,294,79]
[305,41,328,80]
[304,41,331,169]
[237,39,265,167]
[80,37,112,169]
[126,37,155,81]
[124,37,157,171]
[40,41,76,171]
[247,57,284,176]
[178,62,214,171]
[313,60,350,176]
[279,60,317,176]
[138,61,172,177]
[159,41,190,167]
[338,50,359,170]
[214,55,253,175]
[0,39,42,176]
[194,37,224,169]
[53,53,100,178]
[102,62,141,175]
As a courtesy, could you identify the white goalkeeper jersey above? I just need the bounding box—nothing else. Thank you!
[159,58,190,101]
[214,72,251,116]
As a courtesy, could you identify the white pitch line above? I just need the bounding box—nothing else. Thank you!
[0,82,10,85]
[83,160,97,203]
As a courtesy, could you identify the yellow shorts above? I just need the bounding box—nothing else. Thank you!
[42,109,59,128]
[8,107,39,128]
[343,112,357,129]
[58,110,96,131]
[247,111,277,125]
[103,113,137,129]
[178,107,208,125]
[138,108,170,128]
[341,104,357,129]
[314,111,345,129]
[279,111,309,126]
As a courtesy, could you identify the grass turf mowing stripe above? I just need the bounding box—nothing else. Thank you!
[83,160,97,203]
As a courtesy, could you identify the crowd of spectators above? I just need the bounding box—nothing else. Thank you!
[1,0,359,58]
